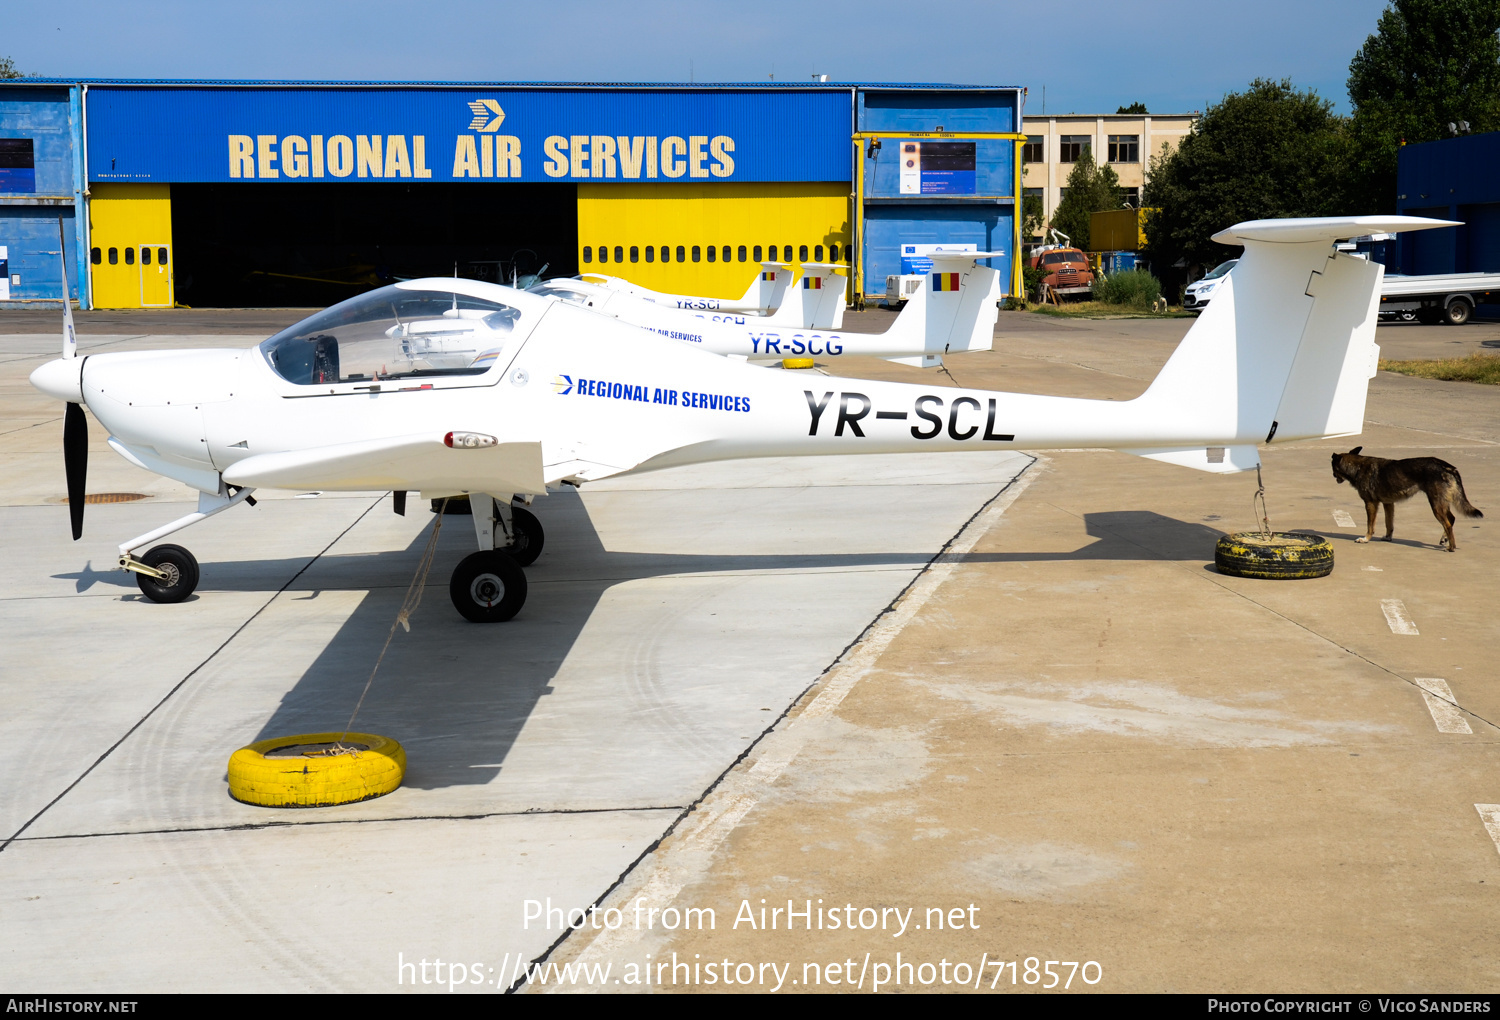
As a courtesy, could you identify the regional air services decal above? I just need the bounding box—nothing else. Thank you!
[225,100,738,181]
[553,375,750,413]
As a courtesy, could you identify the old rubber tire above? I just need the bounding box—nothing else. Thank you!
[505,506,544,567]
[228,732,405,808]
[1215,532,1334,580]
[1445,297,1473,325]
[449,550,527,622]
[135,544,200,603]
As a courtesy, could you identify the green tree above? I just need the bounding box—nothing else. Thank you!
[1346,0,1500,211]
[1116,102,1148,114]
[0,56,21,79]
[1142,78,1354,270]
[1050,150,1122,250]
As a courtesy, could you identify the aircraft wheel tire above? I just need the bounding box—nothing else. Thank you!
[450,550,527,622]
[135,544,200,603]
[228,732,405,808]
[1215,532,1334,580]
[504,506,544,567]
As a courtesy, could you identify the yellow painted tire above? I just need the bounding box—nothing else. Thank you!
[228,732,406,808]
[782,358,816,369]
[1215,532,1334,580]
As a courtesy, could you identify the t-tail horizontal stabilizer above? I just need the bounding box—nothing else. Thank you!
[1122,215,1458,473]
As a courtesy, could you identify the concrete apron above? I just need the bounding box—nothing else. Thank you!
[0,329,1032,993]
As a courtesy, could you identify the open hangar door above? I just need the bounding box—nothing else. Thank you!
[169,182,577,307]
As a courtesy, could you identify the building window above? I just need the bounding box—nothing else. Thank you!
[1022,135,1044,163]
[629,246,639,263]
[752,245,762,262]
[90,247,101,265]
[691,245,701,262]
[1108,135,1139,163]
[1058,188,1069,203]
[1059,136,1090,163]
[737,245,747,262]
[645,246,654,262]
[676,245,686,262]
[1121,187,1140,207]
[614,246,624,263]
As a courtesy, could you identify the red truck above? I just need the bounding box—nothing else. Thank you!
[1029,245,1095,299]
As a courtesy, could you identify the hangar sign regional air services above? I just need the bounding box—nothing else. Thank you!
[87,87,848,184]
[225,101,736,182]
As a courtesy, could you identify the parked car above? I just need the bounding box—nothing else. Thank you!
[1183,259,1238,313]
[1029,246,1095,298]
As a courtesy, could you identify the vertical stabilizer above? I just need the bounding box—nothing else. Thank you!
[763,262,846,327]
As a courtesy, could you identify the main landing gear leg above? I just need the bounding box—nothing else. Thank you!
[119,486,257,604]
[448,494,542,623]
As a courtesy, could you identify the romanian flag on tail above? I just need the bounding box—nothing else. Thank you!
[931,272,961,292]
[803,276,822,290]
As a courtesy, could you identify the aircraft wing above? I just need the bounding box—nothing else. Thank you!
[222,434,546,494]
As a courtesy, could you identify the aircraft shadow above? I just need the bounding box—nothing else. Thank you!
[144,488,943,794]
[53,503,1235,794]
[968,510,1233,564]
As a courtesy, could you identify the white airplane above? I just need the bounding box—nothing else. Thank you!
[533,251,1000,367]
[582,263,795,314]
[581,261,848,329]
[29,215,1454,623]
[557,261,847,330]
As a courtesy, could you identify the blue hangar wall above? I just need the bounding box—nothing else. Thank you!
[857,89,1022,301]
[0,86,85,305]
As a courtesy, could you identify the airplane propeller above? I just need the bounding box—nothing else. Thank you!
[64,400,87,540]
[57,216,84,539]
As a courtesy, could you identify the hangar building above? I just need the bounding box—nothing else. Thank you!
[0,80,1023,310]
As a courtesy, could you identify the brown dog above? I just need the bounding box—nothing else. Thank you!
[1331,447,1483,551]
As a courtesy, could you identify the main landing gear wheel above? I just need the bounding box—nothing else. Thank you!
[135,543,200,603]
[449,550,528,622]
[1215,532,1334,580]
[505,506,544,567]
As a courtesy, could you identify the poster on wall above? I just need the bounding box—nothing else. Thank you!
[900,242,977,274]
[897,141,977,196]
[0,140,36,193]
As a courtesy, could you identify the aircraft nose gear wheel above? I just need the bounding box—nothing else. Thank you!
[505,506,545,567]
[134,544,200,603]
[450,551,527,622]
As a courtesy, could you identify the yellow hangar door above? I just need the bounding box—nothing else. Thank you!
[576,182,851,298]
[89,184,174,309]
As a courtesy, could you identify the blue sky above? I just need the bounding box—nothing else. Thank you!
[7,0,1387,116]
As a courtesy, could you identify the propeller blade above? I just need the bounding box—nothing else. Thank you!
[64,402,87,540]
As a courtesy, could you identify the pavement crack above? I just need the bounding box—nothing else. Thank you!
[6,804,687,844]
